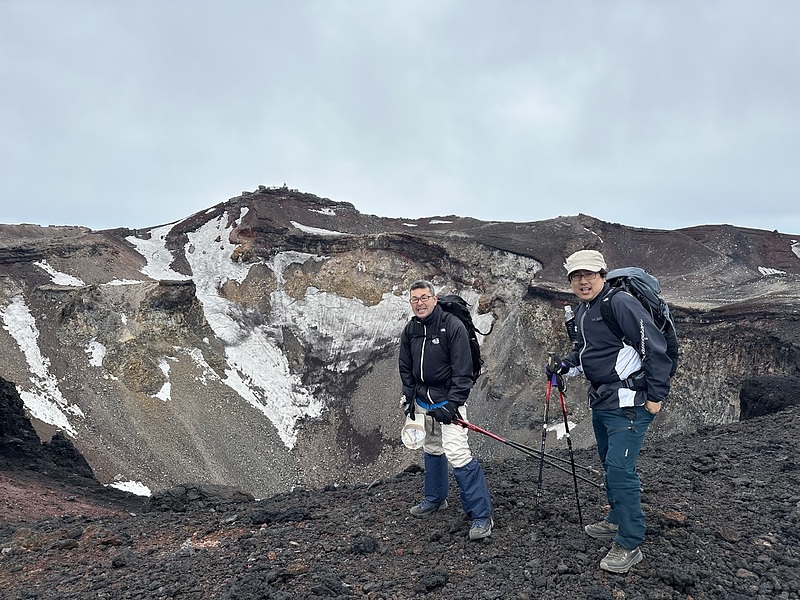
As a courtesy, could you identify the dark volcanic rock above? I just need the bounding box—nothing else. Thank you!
[0,378,41,449]
[1,392,799,599]
[0,377,91,477]
[740,376,800,419]
[0,377,145,522]
[143,482,255,513]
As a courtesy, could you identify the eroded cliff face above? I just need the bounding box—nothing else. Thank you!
[0,188,798,498]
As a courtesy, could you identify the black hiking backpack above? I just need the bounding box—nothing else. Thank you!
[438,294,493,382]
[599,267,679,376]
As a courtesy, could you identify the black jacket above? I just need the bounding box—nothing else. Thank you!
[399,304,474,406]
[563,283,671,410]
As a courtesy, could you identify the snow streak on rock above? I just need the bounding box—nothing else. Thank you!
[33,260,85,286]
[184,347,220,385]
[269,284,410,373]
[85,340,106,367]
[126,224,191,281]
[758,266,787,276]
[308,207,335,216]
[0,294,83,435]
[107,478,151,496]
[183,213,325,449]
[289,221,348,236]
[154,358,172,401]
[103,279,143,286]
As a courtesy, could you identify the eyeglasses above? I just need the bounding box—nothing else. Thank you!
[569,271,599,283]
[409,294,433,304]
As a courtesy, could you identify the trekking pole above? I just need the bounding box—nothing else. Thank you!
[534,372,554,518]
[454,418,595,473]
[549,353,584,527]
[454,418,601,487]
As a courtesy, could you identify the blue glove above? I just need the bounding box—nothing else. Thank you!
[428,402,462,425]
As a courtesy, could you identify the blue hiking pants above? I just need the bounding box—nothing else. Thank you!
[592,405,655,549]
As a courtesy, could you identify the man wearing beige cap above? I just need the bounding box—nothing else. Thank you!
[547,249,671,573]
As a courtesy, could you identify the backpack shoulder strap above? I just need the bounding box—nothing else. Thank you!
[441,309,483,382]
[599,287,626,343]
[439,310,455,345]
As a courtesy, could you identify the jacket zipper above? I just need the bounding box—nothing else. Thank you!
[577,302,588,368]
[578,302,591,408]
[419,323,427,386]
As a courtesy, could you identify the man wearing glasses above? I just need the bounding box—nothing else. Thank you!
[399,280,494,540]
[547,250,671,573]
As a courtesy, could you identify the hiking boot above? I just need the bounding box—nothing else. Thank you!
[468,517,493,540]
[600,541,643,573]
[585,519,619,540]
[409,499,448,516]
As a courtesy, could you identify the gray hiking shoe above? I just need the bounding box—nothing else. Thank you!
[468,517,493,540]
[409,499,448,516]
[585,519,619,540]
[600,541,643,573]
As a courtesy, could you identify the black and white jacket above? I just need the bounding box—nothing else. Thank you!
[563,283,672,410]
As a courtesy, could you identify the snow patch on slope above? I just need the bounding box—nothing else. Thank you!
[270,286,410,373]
[126,224,190,281]
[309,207,335,216]
[103,279,143,286]
[1,294,83,436]
[34,260,85,287]
[183,211,324,448]
[108,478,151,496]
[290,221,348,236]
[127,216,325,448]
[759,267,787,276]
[154,357,172,401]
[85,340,106,367]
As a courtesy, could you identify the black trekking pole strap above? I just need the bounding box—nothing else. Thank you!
[511,439,600,487]
[454,418,594,471]
[454,418,601,486]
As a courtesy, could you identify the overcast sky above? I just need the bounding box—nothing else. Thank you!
[2,1,799,234]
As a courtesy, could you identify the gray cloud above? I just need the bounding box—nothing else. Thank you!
[1,0,798,234]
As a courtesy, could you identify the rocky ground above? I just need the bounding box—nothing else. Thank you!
[1,403,799,600]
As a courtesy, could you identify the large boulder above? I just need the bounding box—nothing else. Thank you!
[143,482,255,513]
